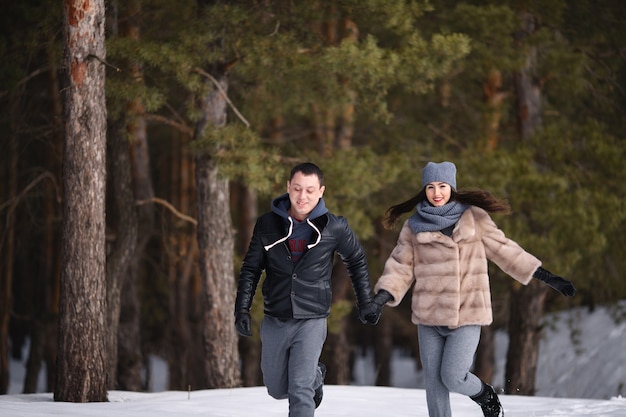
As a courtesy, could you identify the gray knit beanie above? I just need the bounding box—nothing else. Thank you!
[421,161,457,190]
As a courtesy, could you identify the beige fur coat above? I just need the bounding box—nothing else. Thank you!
[374,206,541,328]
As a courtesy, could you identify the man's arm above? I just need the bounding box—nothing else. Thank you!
[234,220,266,336]
[334,216,375,311]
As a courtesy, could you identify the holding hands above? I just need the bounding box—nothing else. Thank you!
[359,290,394,325]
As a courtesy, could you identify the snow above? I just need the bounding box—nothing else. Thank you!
[2,387,625,417]
[4,303,626,416]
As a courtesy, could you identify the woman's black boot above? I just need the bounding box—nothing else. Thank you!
[470,381,504,417]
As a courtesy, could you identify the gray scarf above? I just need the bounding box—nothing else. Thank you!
[408,200,468,234]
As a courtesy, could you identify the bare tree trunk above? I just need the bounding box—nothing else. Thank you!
[105,120,139,389]
[474,326,495,385]
[374,225,396,386]
[503,11,547,396]
[166,138,187,391]
[55,0,108,402]
[472,66,508,383]
[505,282,549,395]
[323,262,354,385]
[117,266,143,391]
[234,184,262,386]
[164,133,205,390]
[115,0,147,392]
[117,124,148,391]
[194,69,240,388]
[483,69,508,151]
[43,55,64,393]
[0,99,18,395]
[515,12,542,140]
[22,57,64,394]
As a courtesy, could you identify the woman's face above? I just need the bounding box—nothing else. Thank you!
[425,182,452,207]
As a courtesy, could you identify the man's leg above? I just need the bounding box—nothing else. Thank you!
[287,318,327,417]
[260,316,290,400]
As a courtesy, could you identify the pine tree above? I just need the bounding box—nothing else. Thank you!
[55,0,108,402]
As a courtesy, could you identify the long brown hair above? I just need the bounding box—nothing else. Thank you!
[382,188,511,230]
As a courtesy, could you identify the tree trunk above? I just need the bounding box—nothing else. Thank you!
[194,69,240,388]
[483,69,507,151]
[43,55,64,394]
[503,11,547,396]
[55,0,108,402]
[473,326,495,385]
[515,12,542,140]
[124,79,153,391]
[505,282,549,395]
[22,57,64,394]
[164,133,205,391]
[374,225,396,386]
[374,311,392,386]
[117,265,143,391]
[115,0,147,392]
[0,99,18,395]
[234,184,262,386]
[105,120,139,389]
[324,262,354,385]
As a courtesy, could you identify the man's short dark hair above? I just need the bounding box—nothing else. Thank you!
[290,162,324,186]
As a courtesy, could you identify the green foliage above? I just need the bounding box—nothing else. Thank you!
[460,119,626,305]
[319,147,409,239]
[528,122,625,297]
[105,0,472,245]
[445,4,522,76]
[191,123,283,195]
[105,0,626,314]
[396,32,472,95]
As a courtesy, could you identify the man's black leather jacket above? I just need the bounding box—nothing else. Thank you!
[235,212,373,319]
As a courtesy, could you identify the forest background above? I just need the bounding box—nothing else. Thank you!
[0,0,624,403]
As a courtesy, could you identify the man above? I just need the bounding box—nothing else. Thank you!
[235,162,382,417]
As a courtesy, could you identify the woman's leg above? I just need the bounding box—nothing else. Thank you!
[418,325,452,417]
[439,325,483,397]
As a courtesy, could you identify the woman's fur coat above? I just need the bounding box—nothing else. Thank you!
[375,206,541,328]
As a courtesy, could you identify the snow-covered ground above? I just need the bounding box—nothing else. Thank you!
[2,387,626,417]
[3,303,626,416]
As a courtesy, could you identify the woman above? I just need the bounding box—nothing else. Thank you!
[371,161,575,417]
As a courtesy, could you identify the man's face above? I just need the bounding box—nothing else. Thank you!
[287,172,325,221]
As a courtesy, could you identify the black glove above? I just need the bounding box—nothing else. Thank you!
[373,289,394,306]
[533,267,576,297]
[358,302,381,325]
[235,310,252,337]
[358,290,394,325]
